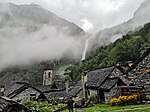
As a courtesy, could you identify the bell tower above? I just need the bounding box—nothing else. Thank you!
[43,70,53,85]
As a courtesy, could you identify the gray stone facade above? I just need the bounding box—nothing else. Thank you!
[104,84,118,103]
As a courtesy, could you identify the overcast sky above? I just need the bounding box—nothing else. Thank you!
[0,0,144,33]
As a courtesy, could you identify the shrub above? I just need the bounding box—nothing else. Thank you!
[110,94,139,106]
[118,96,128,106]
[21,99,66,112]
[127,94,138,105]
[110,98,121,106]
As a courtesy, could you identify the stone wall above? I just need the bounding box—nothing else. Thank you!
[104,84,118,103]
[89,89,97,98]
[128,54,150,90]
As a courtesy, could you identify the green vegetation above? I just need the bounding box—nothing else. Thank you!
[23,64,45,85]
[22,100,66,112]
[62,104,150,112]
[66,22,150,81]
[125,109,150,112]
[83,104,150,112]
[85,23,150,69]
[0,61,55,85]
[1,22,150,84]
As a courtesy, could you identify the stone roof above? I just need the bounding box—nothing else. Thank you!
[44,91,69,99]
[36,81,66,93]
[99,77,124,91]
[5,82,26,97]
[4,82,42,99]
[52,81,66,90]
[86,67,115,88]
[36,85,52,92]
[0,96,32,112]
[116,66,128,74]
[0,72,24,90]
[68,81,82,97]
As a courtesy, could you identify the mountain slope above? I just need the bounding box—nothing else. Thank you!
[66,22,150,81]
[0,3,84,36]
[0,3,86,70]
[89,0,150,51]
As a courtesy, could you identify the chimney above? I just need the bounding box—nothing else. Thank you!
[81,71,88,99]
[0,85,5,96]
[65,78,69,94]
[128,61,133,67]
[116,62,121,66]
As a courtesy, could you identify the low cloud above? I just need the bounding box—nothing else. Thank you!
[0,0,146,70]
[0,25,84,70]
[0,0,144,32]
[81,19,93,32]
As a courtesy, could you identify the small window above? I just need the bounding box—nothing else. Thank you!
[48,72,51,78]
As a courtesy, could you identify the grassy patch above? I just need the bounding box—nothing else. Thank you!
[61,104,150,112]
[124,109,150,112]
[83,104,150,112]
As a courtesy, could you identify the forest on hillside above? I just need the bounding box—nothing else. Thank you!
[65,22,150,82]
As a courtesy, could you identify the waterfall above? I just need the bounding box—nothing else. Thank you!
[82,38,90,60]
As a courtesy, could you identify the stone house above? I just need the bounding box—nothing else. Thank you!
[0,96,32,112]
[81,66,126,103]
[68,66,127,103]
[4,80,69,102]
[127,48,150,93]
[4,82,42,101]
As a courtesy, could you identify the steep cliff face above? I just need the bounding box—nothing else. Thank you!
[89,0,150,51]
